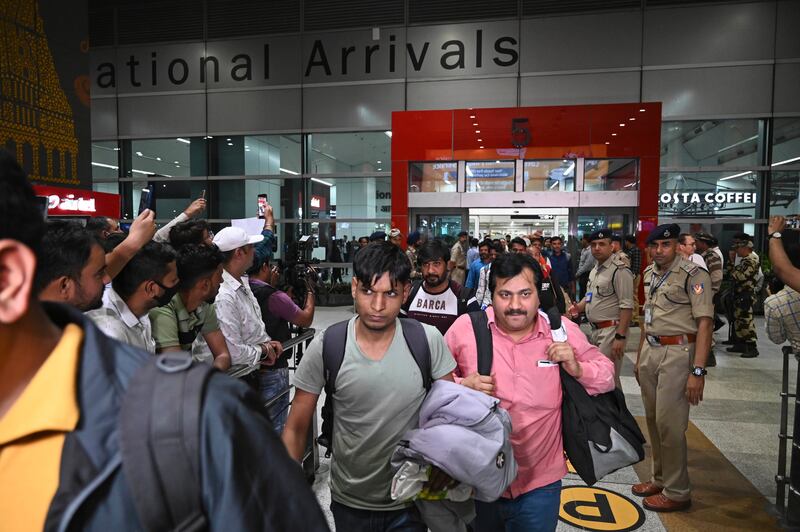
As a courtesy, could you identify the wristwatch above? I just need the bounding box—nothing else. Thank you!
[690,366,707,377]
[614,333,626,340]
[769,232,782,239]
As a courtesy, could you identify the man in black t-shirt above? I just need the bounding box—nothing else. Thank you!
[401,239,478,335]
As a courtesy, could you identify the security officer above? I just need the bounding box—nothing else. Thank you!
[612,233,631,267]
[569,228,634,388]
[633,223,713,513]
[694,231,723,367]
[725,234,760,358]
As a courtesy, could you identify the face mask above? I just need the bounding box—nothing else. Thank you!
[153,280,179,307]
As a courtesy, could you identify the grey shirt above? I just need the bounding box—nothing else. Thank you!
[293,317,456,511]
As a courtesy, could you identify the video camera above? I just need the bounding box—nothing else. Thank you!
[280,235,320,305]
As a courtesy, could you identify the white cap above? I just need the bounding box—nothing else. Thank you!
[212,226,264,252]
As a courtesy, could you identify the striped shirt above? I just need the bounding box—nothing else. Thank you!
[765,287,800,352]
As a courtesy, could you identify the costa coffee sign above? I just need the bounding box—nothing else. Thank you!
[33,185,120,218]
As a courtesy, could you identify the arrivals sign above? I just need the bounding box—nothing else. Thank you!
[90,21,521,95]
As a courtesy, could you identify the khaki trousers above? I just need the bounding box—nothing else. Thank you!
[638,342,693,502]
[632,275,641,324]
[589,326,625,389]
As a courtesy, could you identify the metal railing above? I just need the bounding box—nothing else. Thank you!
[226,328,316,378]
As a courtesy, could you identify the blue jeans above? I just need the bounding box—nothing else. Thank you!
[258,368,289,434]
[330,501,427,532]
[474,480,562,532]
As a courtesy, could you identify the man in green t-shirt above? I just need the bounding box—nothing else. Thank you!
[283,242,457,531]
[149,244,231,371]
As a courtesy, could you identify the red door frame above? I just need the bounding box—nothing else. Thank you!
[390,102,661,256]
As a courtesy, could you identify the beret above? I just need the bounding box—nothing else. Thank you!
[588,228,613,242]
[645,223,681,245]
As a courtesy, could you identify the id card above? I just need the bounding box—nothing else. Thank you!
[585,292,593,303]
[538,360,557,368]
[644,305,653,325]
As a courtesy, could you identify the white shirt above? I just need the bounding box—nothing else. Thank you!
[87,287,156,353]
[688,253,708,270]
[475,263,493,309]
[215,269,270,366]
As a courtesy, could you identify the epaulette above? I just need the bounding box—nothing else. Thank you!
[612,256,628,268]
[680,261,700,276]
[643,264,654,274]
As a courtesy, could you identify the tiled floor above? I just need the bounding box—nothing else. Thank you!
[298,307,791,531]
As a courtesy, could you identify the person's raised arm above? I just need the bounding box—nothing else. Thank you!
[153,197,206,242]
[769,216,800,292]
[105,209,156,279]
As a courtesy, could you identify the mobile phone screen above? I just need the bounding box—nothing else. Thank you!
[138,187,153,215]
[257,194,268,218]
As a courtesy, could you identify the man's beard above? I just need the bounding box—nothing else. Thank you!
[76,283,104,312]
[425,273,448,287]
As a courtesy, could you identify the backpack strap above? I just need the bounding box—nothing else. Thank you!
[469,311,494,376]
[120,353,211,532]
[401,280,424,315]
[399,318,432,391]
[322,320,350,396]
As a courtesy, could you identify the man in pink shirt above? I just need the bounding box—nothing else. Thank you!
[445,253,615,532]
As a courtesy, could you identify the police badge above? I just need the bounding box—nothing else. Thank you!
[692,283,704,294]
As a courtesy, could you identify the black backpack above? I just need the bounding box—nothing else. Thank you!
[120,353,213,531]
[317,318,431,456]
[468,309,645,486]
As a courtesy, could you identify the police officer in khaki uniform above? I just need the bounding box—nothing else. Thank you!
[569,228,634,388]
[632,224,714,512]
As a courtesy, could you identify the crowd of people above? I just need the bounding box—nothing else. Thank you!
[3,143,800,532]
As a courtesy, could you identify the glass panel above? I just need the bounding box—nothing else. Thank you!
[576,214,631,239]
[306,177,392,220]
[409,162,457,193]
[310,221,390,262]
[772,118,800,167]
[523,159,575,191]
[465,160,515,192]
[91,141,119,179]
[584,158,638,191]
[660,119,761,167]
[307,132,390,173]
[658,171,760,218]
[243,134,302,175]
[769,171,800,216]
[415,214,465,246]
[129,137,206,178]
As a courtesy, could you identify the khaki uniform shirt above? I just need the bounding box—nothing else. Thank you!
[450,241,467,269]
[586,254,634,322]
[642,256,714,336]
[614,250,631,268]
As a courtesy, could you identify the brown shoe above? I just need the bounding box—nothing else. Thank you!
[643,493,691,512]
[631,482,662,497]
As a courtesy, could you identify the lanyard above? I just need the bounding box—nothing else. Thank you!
[649,271,672,299]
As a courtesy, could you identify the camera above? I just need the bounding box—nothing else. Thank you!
[279,235,320,305]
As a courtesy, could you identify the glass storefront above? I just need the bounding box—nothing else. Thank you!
[409,162,457,193]
[658,171,760,218]
[584,158,638,191]
[523,160,575,191]
[660,119,763,168]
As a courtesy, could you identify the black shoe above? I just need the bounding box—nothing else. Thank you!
[706,352,717,367]
[740,345,760,358]
[726,344,746,353]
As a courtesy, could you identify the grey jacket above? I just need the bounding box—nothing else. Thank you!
[576,246,596,277]
[392,380,517,502]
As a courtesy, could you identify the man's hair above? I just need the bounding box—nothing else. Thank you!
[353,241,411,289]
[550,236,563,244]
[489,252,543,295]
[417,239,450,266]
[624,234,636,244]
[102,232,127,253]
[112,241,178,299]
[678,233,692,245]
[0,149,45,256]
[169,219,209,249]
[470,237,479,247]
[510,237,527,248]
[478,240,491,251]
[85,216,113,238]
[489,241,503,254]
[34,220,100,294]
[177,244,224,290]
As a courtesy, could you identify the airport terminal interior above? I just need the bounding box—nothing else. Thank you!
[2,0,800,530]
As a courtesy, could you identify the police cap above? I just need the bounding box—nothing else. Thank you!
[694,230,717,246]
[611,233,623,243]
[587,228,613,242]
[645,223,681,245]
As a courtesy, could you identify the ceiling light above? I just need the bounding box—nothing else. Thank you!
[629,117,635,121]
[226,138,231,141]
[469,115,476,119]
[136,151,143,156]
[176,165,180,168]
[91,162,119,170]
[227,142,233,146]
[605,142,610,145]
[639,108,645,112]
[245,145,249,149]
[377,168,382,171]
[245,148,250,152]
[156,157,161,161]
[475,130,480,133]
[479,145,485,149]
[477,138,482,142]
[204,135,213,139]
[620,124,626,127]
[612,133,617,136]
[113,147,120,151]
[176,137,190,144]
[311,177,333,187]
[279,167,299,175]
[719,171,751,181]
[173,160,179,164]
[377,160,382,164]
[473,123,478,126]
[772,156,800,166]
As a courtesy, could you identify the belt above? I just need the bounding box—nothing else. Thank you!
[646,334,697,346]
[590,320,619,330]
